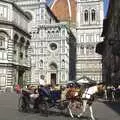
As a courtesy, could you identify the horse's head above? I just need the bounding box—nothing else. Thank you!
[97,83,106,93]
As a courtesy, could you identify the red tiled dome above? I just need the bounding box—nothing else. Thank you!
[51,0,76,23]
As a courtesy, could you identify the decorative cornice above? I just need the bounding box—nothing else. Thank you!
[0,20,31,39]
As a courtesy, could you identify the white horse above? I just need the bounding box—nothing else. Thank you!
[67,83,105,120]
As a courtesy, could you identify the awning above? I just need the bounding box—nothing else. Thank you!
[76,76,96,85]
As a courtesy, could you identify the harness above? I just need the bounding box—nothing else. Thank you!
[82,88,95,102]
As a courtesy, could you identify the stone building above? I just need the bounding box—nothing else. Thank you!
[50,0,104,83]
[15,0,76,85]
[75,0,103,83]
[15,0,104,84]
[96,0,120,86]
[0,0,31,91]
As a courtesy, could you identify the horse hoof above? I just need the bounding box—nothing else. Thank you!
[69,115,74,118]
[70,116,74,118]
[90,118,95,120]
[77,115,81,118]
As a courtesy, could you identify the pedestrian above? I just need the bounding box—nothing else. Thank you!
[15,84,21,94]
[39,75,45,86]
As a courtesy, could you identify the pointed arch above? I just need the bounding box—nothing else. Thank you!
[91,9,96,21]
[0,30,9,49]
[84,10,88,22]
[40,59,43,68]
[49,62,57,70]
[13,34,19,43]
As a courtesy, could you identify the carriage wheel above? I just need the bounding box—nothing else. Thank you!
[39,101,49,116]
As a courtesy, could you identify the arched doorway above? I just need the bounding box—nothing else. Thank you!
[49,62,57,86]
[18,69,25,87]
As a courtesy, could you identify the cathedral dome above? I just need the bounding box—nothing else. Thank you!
[51,0,76,23]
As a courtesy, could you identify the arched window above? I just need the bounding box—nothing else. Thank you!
[0,35,5,48]
[13,34,19,44]
[47,31,50,37]
[62,29,65,36]
[40,60,43,67]
[80,44,84,54]
[56,30,59,37]
[86,44,94,55]
[0,31,8,49]
[86,44,89,55]
[91,9,96,21]
[62,59,65,68]
[13,34,19,55]
[84,10,88,22]
[89,45,94,54]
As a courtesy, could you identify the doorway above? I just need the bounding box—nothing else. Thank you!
[51,73,56,86]
[18,70,24,87]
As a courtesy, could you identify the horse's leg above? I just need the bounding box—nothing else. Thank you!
[105,89,108,100]
[112,91,115,101]
[77,100,87,118]
[89,105,95,120]
[67,101,74,118]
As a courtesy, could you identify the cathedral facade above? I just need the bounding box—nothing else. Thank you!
[15,0,104,84]
[15,0,76,85]
[50,0,104,82]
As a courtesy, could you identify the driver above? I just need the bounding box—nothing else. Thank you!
[38,75,51,97]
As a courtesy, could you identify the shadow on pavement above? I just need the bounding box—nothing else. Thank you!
[103,101,120,115]
[40,110,99,120]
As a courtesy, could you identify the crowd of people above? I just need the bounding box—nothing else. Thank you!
[14,81,83,103]
[14,77,120,103]
[104,85,120,101]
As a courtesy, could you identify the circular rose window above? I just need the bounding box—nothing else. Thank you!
[50,43,57,50]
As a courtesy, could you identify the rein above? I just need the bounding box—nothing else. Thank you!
[82,86,98,100]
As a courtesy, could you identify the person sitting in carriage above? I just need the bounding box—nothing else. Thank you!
[22,84,39,101]
[66,83,82,101]
[38,75,51,98]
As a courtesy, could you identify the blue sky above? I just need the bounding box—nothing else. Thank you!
[46,0,53,5]
[46,0,109,17]
[104,0,109,16]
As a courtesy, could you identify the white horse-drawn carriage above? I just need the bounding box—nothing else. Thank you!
[18,77,105,120]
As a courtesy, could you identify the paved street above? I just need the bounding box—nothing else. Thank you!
[0,92,119,120]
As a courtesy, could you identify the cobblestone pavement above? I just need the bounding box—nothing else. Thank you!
[0,92,119,120]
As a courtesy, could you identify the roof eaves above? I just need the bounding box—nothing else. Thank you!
[0,0,31,20]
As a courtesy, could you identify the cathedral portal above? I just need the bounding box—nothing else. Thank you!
[49,63,57,86]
